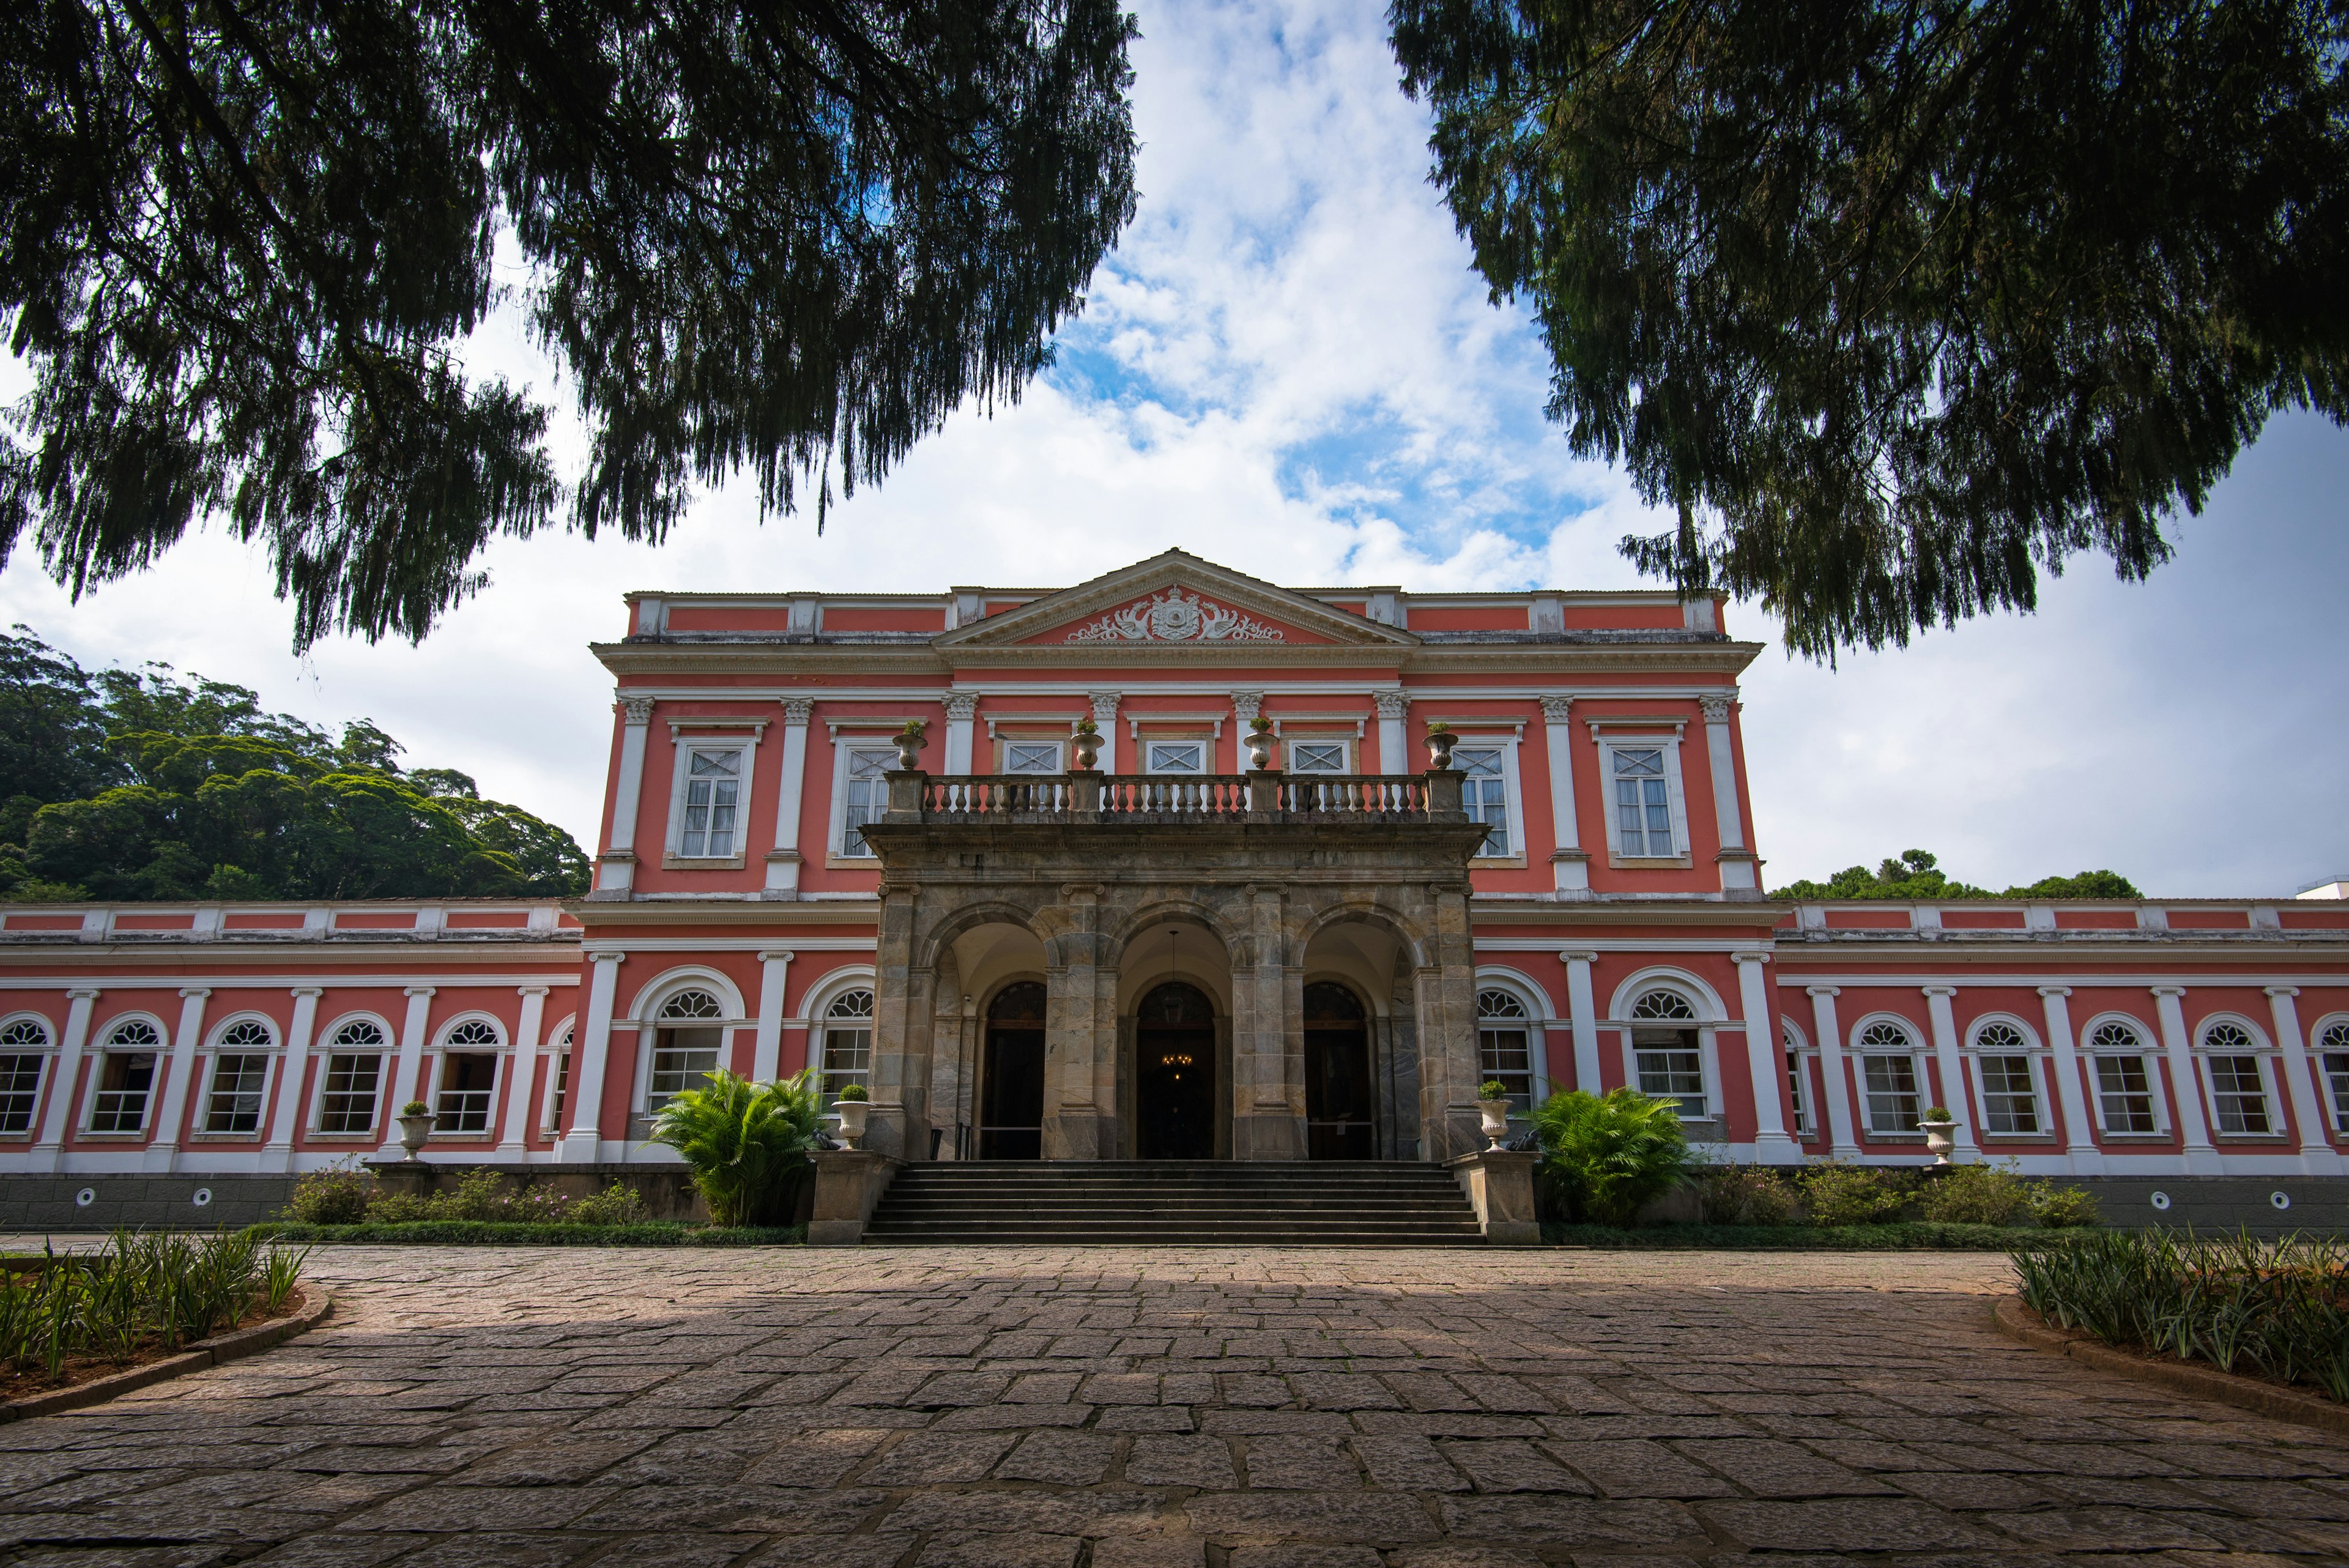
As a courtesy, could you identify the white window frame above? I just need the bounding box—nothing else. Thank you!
[0,1014,54,1140]
[540,1018,577,1134]
[2080,1014,2167,1136]
[1000,739,1066,775]
[1850,1015,1928,1137]
[1966,1015,2050,1137]
[1781,1018,1816,1139]
[82,1014,168,1135]
[1448,732,1525,863]
[1471,970,1556,1117]
[814,982,878,1117]
[310,1014,396,1138]
[1143,738,1209,776]
[1596,733,1692,866]
[1285,737,1352,775]
[829,735,902,861]
[631,979,744,1117]
[2197,1015,2283,1138]
[1610,973,1723,1121]
[196,1014,280,1139]
[664,735,756,866]
[427,1014,508,1136]
[2317,1015,2349,1134]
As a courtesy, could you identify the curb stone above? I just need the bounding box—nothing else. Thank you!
[1992,1293,2349,1438]
[0,1285,333,1422]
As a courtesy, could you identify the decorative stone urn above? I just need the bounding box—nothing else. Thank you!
[1425,725,1457,771]
[1245,721,1275,771]
[892,723,927,772]
[1477,1098,1512,1151]
[1072,726,1102,771]
[1918,1110,1958,1165]
[396,1109,436,1161]
[836,1099,870,1148]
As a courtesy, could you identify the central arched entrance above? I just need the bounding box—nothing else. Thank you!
[979,981,1047,1159]
[1304,981,1376,1159]
[1136,981,1216,1159]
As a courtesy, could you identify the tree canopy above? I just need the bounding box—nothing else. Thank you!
[1,1,1138,650]
[1775,849,2140,902]
[1390,0,2349,658]
[0,628,586,902]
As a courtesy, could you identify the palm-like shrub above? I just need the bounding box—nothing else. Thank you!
[647,1068,823,1227]
[1531,1088,1690,1226]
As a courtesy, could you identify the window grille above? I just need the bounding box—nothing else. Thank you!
[318,1037,384,1135]
[1974,1022,2040,1133]
[1004,743,1061,774]
[90,1020,162,1133]
[649,990,725,1113]
[2202,1024,2271,1134]
[1475,990,1533,1110]
[2323,1021,2349,1132]
[1782,1022,1810,1135]
[436,1052,498,1132]
[679,748,741,857]
[0,1052,42,1135]
[1857,1021,1921,1132]
[1289,740,1346,773]
[1612,747,1674,856]
[547,1024,574,1130]
[822,989,875,1107]
[1630,990,1702,1115]
[2087,1021,2158,1132]
[204,1020,275,1134]
[1455,746,1509,855]
[841,746,894,856]
[1146,741,1204,774]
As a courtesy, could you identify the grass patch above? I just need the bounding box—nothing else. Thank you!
[242,1220,804,1247]
[1544,1220,2102,1250]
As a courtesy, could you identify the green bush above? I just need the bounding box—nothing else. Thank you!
[280,1163,651,1227]
[2028,1181,2102,1228]
[648,1068,822,1227]
[1798,1162,1909,1226]
[1913,1163,2032,1225]
[568,1182,650,1226]
[1689,1162,1800,1225]
[285,1161,374,1225]
[1532,1088,1689,1226]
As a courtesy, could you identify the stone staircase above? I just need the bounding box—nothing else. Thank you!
[860,1161,1488,1246]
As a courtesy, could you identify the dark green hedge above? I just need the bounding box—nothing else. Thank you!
[1543,1220,2102,1250]
[242,1220,803,1246]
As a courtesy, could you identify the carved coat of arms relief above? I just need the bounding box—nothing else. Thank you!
[1064,587,1286,643]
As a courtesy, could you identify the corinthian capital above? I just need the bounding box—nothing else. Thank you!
[942,693,978,721]
[1373,689,1410,720]
[617,693,656,726]
[1538,694,1573,724]
[1698,691,1735,724]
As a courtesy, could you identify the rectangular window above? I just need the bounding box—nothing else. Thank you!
[2095,1055,2159,1134]
[0,1054,43,1134]
[1455,745,1510,855]
[318,1053,383,1134]
[649,1027,721,1113]
[1288,740,1347,773]
[1478,1022,1533,1112]
[436,1053,499,1133]
[1612,748,1675,857]
[1003,742,1062,774]
[2208,1055,2272,1134]
[822,1022,872,1105]
[547,1052,570,1131]
[1861,1054,1920,1134]
[203,1054,270,1134]
[1786,1051,1811,1136]
[1634,1028,1705,1117]
[2326,1052,2349,1133]
[88,1052,155,1133]
[678,748,741,858]
[1146,740,1205,775]
[1978,1056,2041,1134]
[840,745,894,856]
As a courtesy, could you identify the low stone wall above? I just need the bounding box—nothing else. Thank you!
[0,1175,299,1232]
[2074,1175,2349,1236]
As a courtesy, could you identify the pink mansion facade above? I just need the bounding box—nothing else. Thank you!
[2,552,2347,1216]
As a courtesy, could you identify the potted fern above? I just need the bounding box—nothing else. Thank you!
[396,1101,434,1161]
[833,1082,871,1146]
[646,1068,823,1227]
[1476,1080,1513,1150]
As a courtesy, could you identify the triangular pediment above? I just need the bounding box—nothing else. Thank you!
[937,551,1417,651]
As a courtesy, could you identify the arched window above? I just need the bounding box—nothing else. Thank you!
[2087,1020,2159,1134]
[2321,1020,2349,1134]
[91,1019,163,1133]
[1781,1020,1811,1137]
[319,1020,388,1134]
[443,1019,501,1047]
[649,989,725,1113]
[820,989,875,1105]
[0,1018,49,1135]
[1972,1021,2039,1134]
[1629,989,1703,1116]
[661,989,723,1020]
[1475,990,1533,1110]
[2200,1020,2271,1134]
[436,1019,503,1133]
[1855,1020,1921,1134]
[546,1022,576,1131]
[204,1019,276,1135]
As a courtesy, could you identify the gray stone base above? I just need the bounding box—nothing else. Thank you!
[2071,1175,2349,1236]
[0,1175,299,1233]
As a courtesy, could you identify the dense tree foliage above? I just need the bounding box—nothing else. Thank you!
[1390,1,2349,658]
[0,628,585,902]
[1775,849,2140,901]
[1,1,1138,649]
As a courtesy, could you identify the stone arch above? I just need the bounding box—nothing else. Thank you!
[913,898,1047,972]
[1296,899,1434,972]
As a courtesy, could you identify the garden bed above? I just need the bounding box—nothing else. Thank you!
[1544,1220,2102,1250]
[245,1219,804,1246]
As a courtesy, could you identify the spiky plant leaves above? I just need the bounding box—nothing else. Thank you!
[647,1068,823,1228]
[1531,1087,1691,1227]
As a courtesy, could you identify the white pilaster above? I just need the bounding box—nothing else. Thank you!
[1540,696,1589,896]
[1089,693,1121,774]
[1734,952,1795,1159]
[1920,986,1980,1160]
[499,987,549,1156]
[2151,985,2222,1173]
[766,697,814,893]
[1699,691,1756,894]
[1809,986,1860,1157]
[32,988,99,1172]
[1375,690,1409,775]
[562,953,625,1162]
[262,987,322,1173]
[1559,951,1601,1091]
[144,988,210,1172]
[598,693,656,893]
[2037,987,2102,1172]
[754,950,794,1082]
[380,987,436,1158]
[941,693,976,775]
[2268,987,2339,1171]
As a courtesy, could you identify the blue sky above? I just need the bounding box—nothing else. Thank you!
[3,0,2343,897]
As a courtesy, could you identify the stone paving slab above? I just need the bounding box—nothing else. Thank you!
[0,1243,2345,1567]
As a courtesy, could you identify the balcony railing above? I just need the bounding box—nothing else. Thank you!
[905,772,1455,824]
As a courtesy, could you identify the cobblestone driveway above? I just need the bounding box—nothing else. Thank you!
[2,1245,2345,1567]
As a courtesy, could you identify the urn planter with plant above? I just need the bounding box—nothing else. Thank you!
[833,1082,871,1146]
[1476,1080,1513,1148]
[397,1101,434,1159]
[892,719,928,772]
[1245,715,1276,771]
[646,1068,823,1227]
[1423,720,1457,770]
[1072,718,1101,771]
[1918,1107,1959,1165]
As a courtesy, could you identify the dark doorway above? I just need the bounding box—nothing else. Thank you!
[979,981,1046,1159]
[1304,981,1376,1159]
[1137,981,1216,1159]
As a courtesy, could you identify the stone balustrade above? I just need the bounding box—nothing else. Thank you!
[902,771,1456,824]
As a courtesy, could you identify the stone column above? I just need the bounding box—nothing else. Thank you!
[562,953,624,1162]
[1233,885,1302,1159]
[598,693,656,894]
[1920,986,1980,1160]
[2037,987,2103,1172]
[1375,690,1409,774]
[2268,987,2339,1171]
[1733,953,1796,1160]
[1089,692,1122,775]
[262,987,321,1173]
[498,986,548,1157]
[754,950,794,1082]
[32,987,98,1172]
[866,881,929,1159]
[1540,696,1589,895]
[1559,951,1602,1091]
[379,987,437,1159]
[1808,986,1860,1157]
[144,987,211,1172]
[942,692,976,774]
[2151,985,2222,1173]
[1417,886,1482,1161]
[1699,692,1759,896]
[1044,883,1110,1160]
[765,697,813,894]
